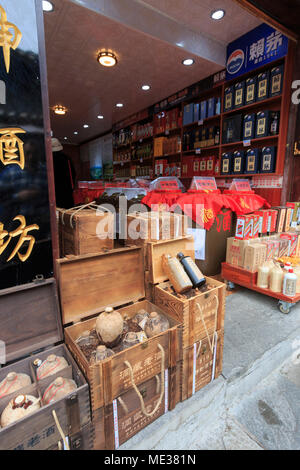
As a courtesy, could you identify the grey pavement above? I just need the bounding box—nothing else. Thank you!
[121,287,300,450]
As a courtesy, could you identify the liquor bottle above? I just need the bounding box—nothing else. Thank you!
[283,269,297,297]
[162,254,193,294]
[269,112,279,136]
[177,252,206,288]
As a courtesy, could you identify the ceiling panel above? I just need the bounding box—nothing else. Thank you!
[44,0,261,144]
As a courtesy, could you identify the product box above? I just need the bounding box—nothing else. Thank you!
[193,103,200,123]
[245,76,257,105]
[270,64,284,97]
[254,210,269,234]
[269,111,280,136]
[224,86,234,112]
[232,150,245,174]
[257,71,270,101]
[286,202,300,229]
[207,97,216,117]
[181,156,193,177]
[193,157,200,175]
[221,152,233,175]
[272,207,287,233]
[170,108,180,129]
[245,148,260,174]
[207,126,215,147]
[280,233,299,256]
[255,110,270,138]
[200,100,207,121]
[154,137,166,157]
[278,238,290,257]
[226,237,251,267]
[267,210,278,233]
[199,157,207,173]
[252,214,260,238]
[182,131,194,151]
[193,129,201,149]
[234,81,245,108]
[154,113,165,135]
[222,114,243,144]
[243,114,256,140]
[206,156,215,175]
[215,97,221,115]
[284,207,293,232]
[260,146,276,173]
[183,104,194,126]
[260,239,279,260]
[243,243,267,272]
[235,215,254,240]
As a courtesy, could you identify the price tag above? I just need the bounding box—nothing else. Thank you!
[243,140,251,147]
[158,179,180,191]
[195,148,201,154]
[198,120,204,126]
[229,179,251,191]
[192,177,217,191]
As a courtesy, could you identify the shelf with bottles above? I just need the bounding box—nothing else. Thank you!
[182,145,220,154]
[221,134,278,149]
[182,114,221,129]
[222,95,282,118]
[153,107,182,136]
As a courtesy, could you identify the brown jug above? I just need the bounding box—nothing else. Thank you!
[96,307,124,348]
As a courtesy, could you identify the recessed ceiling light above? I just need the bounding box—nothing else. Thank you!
[97,115,104,119]
[74,131,78,135]
[141,85,151,91]
[116,103,123,108]
[83,124,89,128]
[182,59,194,66]
[53,105,67,115]
[42,1,54,12]
[97,52,117,67]
[64,137,67,140]
[211,9,225,20]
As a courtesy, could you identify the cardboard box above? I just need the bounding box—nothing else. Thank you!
[154,137,166,157]
[272,207,287,233]
[226,237,250,267]
[245,76,257,105]
[235,215,254,240]
[278,239,290,257]
[260,239,279,260]
[284,208,293,232]
[286,202,300,229]
[268,210,278,233]
[254,210,269,234]
[280,233,299,256]
[243,243,267,272]
[252,215,260,238]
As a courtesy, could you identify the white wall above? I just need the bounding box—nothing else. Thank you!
[80,133,112,167]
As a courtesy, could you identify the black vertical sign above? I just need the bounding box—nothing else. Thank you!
[0,0,53,289]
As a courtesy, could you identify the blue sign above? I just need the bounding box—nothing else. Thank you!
[226,23,288,79]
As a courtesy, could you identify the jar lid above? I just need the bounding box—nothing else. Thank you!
[47,354,57,363]
[13,395,26,407]
[97,345,106,352]
[7,372,17,381]
[54,377,64,387]
[105,307,114,314]
[150,312,159,318]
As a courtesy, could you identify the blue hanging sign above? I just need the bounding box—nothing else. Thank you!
[226,23,288,79]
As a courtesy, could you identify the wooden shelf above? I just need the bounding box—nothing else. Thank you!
[182,114,220,129]
[222,95,282,117]
[182,145,220,154]
[215,172,278,178]
[154,153,181,159]
[154,127,181,137]
[221,134,279,149]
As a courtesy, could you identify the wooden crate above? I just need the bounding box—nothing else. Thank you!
[0,344,91,450]
[181,329,224,401]
[154,277,225,351]
[48,422,94,450]
[93,370,172,449]
[146,235,195,284]
[58,207,114,256]
[57,247,182,411]
[126,211,188,246]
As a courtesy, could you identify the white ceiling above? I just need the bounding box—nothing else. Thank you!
[44,0,261,144]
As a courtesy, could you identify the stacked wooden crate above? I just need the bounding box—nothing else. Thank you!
[57,247,182,449]
[0,280,92,450]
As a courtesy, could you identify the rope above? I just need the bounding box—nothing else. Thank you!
[196,339,203,359]
[60,201,109,228]
[155,374,160,395]
[124,344,165,418]
[196,294,219,354]
[52,410,70,450]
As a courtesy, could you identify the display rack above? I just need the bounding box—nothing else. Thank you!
[221,262,300,314]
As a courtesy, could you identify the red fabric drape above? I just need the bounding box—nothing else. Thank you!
[73,188,105,204]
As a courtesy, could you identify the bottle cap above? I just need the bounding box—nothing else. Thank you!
[177,252,185,260]
[289,269,294,273]
[105,307,114,314]
[150,311,159,318]
[13,395,26,407]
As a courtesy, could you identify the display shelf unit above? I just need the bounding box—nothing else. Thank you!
[112,44,294,192]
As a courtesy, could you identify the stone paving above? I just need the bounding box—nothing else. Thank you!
[121,288,300,450]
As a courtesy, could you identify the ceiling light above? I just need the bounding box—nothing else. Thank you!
[116,103,123,108]
[97,52,117,67]
[211,9,225,20]
[64,137,67,140]
[142,85,151,91]
[53,105,67,115]
[97,115,104,119]
[74,131,78,135]
[83,124,89,128]
[42,1,54,12]
[182,59,194,66]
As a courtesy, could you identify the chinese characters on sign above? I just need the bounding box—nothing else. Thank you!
[0,128,26,169]
[0,5,22,73]
[0,215,39,262]
[249,30,283,65]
